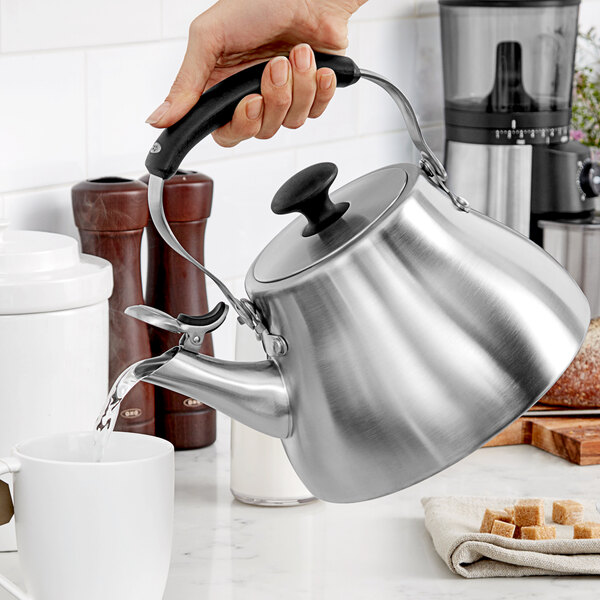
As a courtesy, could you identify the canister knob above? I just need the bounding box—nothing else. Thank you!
[271,163,349,237]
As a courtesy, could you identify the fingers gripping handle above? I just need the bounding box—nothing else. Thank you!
[0,458,29,600]
[145,53,361,180]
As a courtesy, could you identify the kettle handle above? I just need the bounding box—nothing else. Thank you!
[145,53,361,180]
[144,51,467,342]
[145,50,460,201]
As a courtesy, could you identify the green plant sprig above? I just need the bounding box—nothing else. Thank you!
[572,27,600,148]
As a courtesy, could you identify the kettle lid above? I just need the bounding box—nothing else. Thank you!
[253,163,408,283]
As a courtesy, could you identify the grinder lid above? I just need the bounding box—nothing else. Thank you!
[252,163,408,283]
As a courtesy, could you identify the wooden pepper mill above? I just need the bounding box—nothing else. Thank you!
[72,177,155,435]
[141,170,216,449]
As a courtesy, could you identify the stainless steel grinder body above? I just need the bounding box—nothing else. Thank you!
[440,0,597,241]
[541,217,600,319]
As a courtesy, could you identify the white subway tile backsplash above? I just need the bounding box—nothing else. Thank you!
[0,52,86,193]
[415,125,445,162]
[186,150,296,282]
[580,0,600,29]
[87,41,181,177]
[414,17,443,125]
[357,19,418,136]
[417,0,440,17]
[0,0,161,52]
[355,0,416,20]
[295,130,413,187]
[86,41,231,178]
[162,0,216,39]
[4,186,79,240]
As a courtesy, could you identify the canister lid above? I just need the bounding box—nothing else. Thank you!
[252,164,408,283]
[0,228,113,314]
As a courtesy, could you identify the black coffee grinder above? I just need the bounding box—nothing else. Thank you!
[440,0,599,245]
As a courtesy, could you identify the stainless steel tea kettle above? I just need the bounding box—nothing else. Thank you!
[128,54,589,503]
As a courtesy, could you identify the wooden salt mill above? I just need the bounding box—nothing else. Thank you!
[141,170,216,449]
[72,177,155,435]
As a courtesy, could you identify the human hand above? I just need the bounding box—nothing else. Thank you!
[146,0,367,147]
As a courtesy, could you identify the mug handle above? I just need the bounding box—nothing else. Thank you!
[0,458,30,600]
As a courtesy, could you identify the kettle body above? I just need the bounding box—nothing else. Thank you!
[133,53,590,503]
[245,164,588,502]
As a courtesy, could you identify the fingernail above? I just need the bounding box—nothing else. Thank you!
[320,72,334,91]
[270,58,289,87]
[293,44,312,72]
[246,96,263,120]
[145,101,171,124]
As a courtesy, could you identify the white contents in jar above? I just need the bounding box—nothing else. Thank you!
[230,323,315,506]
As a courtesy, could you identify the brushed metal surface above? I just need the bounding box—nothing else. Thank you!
[445,141,532,236]
[146,348,291,439]
[540,217,600,318]
[142,164,588,503]
[244,164,588,502]
[138,64,589,504]
[254,166,407,283]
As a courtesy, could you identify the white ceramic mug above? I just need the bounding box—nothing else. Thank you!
[0,431,174,600]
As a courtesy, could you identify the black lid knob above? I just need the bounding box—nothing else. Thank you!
[271,163,349,237]
[580,161,600,199]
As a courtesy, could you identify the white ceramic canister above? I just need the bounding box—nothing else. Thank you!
[0,225,112,550]
[230,323,316,506]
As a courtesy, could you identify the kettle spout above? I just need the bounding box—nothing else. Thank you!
[143,348,291,439]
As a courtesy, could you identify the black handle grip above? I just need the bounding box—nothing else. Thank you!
[177,302,227,328]
[145,53,362,180]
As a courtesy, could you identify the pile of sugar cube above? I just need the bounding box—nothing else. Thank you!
[479,499,600,540]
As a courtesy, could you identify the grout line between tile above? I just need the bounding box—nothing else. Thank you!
[0,36,183,58]
[83,50,89,178]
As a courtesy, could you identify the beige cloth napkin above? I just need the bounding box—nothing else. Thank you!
[422,496,600,578]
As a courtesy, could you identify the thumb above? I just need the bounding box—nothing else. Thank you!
[146,20,218,128]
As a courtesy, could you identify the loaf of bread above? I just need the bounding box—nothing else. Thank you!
[542,318,600,408]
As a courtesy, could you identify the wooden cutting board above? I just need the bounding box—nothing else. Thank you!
[485,412,600,465]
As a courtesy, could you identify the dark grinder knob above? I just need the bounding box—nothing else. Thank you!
[580,161,600,199]
[271,163,349,237]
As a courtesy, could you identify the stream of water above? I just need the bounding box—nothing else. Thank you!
[93,356,168,461]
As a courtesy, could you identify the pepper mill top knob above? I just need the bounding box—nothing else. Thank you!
[72,177,149,232]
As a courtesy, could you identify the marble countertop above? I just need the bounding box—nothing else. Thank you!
[1,414,599,599]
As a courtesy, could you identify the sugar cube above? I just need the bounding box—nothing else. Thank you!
[552,500,584,525]
[504,506,516,523]
[480,509,512,533]
[491,520,516,538]
[515,499,545,527]
[521,525,556,540]
[573,522,600,539]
